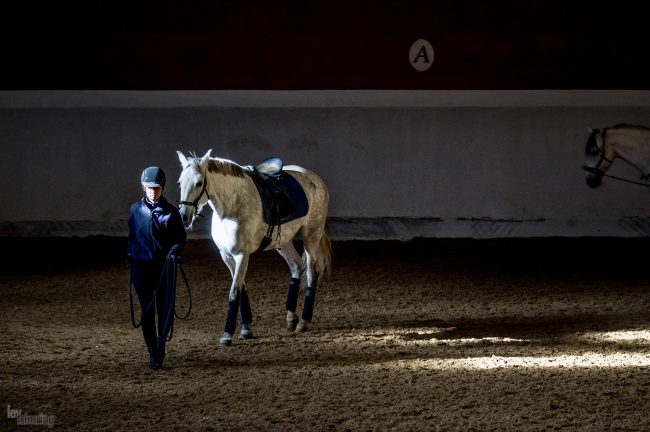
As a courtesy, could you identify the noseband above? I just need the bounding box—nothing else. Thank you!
[178,176,210,217]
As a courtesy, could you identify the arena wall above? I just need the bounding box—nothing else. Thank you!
[2,90,650,239]
[2,2,650,239]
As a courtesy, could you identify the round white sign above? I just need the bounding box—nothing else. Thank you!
[409,39,434,72]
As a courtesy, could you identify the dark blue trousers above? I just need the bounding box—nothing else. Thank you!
[131,259,174,350]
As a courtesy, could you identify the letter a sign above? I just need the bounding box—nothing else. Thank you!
[409,39,434,72]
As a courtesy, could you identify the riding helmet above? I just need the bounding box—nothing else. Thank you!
[141,166,166,188]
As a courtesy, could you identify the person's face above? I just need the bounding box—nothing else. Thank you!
[144,186,163,202]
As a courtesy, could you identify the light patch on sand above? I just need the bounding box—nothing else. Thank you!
[387,352,650,370]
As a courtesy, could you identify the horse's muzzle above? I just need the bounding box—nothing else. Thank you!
[177,205,194,229]
[585,174,602,188]
[582,165,603,188]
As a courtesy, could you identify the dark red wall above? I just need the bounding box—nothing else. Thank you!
[3,0,649,90]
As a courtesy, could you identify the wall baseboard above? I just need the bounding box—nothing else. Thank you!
[2,217,649,239]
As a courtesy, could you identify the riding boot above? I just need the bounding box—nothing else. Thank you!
[143,323,161,369]
[147,341,160,370]
[157,336,166,367]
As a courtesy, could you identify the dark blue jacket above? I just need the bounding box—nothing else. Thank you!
[128,197,187,262]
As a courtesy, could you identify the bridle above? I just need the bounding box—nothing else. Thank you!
[582,129,613,176]
[582,128,650,188]
[178,171,211,218]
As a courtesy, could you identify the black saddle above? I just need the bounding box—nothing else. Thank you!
[249,157,309,251]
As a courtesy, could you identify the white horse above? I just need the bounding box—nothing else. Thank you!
[583,124,650,188]
[177,150,332,346]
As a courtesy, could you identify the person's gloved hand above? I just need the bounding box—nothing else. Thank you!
[167,254,181,263]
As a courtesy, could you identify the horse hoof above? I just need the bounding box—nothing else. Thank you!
[239,329,254,340]
[219,336,232,347]
[295,319,310,333]
[287,318,299,331]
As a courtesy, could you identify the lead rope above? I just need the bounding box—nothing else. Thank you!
[128,256,193,341]
[175,257,193,319]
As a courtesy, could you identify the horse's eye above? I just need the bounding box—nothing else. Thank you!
[196,181,203,187]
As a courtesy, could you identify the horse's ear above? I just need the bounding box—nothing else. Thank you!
[202,149,213,163]
[177,150,188,165]
[587,127,593,134]
[176,150,189,167]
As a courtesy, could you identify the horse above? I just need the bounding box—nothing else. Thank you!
[583,124,650,188]
[176,150,332,347]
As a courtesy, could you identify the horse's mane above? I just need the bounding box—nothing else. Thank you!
[610,123,650,131]
[189,152,246,178]
[585,124,650,155]
[585,129,600,156]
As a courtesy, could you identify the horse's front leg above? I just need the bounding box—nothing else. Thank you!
[219,252,250,347]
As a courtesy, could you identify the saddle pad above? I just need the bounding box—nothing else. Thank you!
[250,169,309,226]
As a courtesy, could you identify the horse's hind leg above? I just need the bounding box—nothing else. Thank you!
[295,232,321,333]
[276,241,302,331]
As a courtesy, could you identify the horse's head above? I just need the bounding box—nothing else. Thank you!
[582,128,613,188]
[177,149,212,228]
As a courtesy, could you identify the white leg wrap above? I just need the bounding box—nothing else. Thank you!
[239,323,253,340]
[219,332,233,347]
[295,319,310,333]
[287,311,299,331]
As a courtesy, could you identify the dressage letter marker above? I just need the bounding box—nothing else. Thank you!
[410,39,434,72]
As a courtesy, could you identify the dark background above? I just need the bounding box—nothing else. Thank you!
[2,0,650,90]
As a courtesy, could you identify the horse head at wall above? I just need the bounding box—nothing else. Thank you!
[582,124,650,189]
[583,128,606,188]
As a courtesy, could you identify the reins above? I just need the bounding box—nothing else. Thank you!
[581,165,650,187]
[128,255,193,342]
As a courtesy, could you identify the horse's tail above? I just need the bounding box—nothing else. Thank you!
[317,225,332,282]
[302,224,332,285]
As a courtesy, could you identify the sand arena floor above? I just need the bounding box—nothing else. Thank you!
[2,237,650,431]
